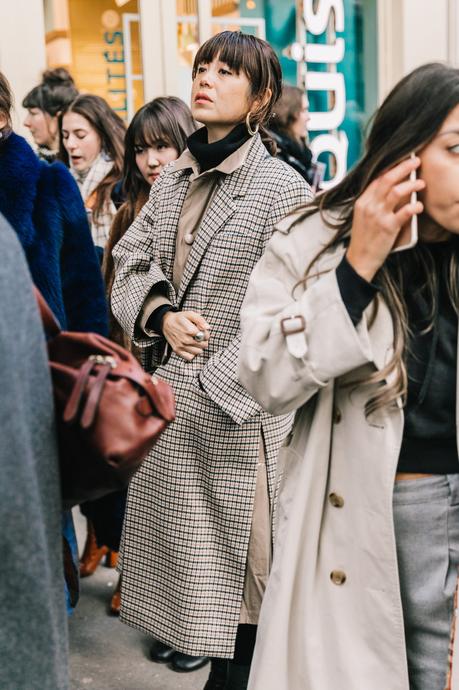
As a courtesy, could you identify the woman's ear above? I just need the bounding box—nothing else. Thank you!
[0,111,8,131]
[251,88,273,116]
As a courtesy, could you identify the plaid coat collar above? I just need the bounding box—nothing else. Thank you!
[160,134,269,304]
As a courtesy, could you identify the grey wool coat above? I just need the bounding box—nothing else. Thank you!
[0,214,69,690]
[111,134,311,657]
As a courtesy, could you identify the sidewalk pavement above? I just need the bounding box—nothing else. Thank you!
[69,509,209,690]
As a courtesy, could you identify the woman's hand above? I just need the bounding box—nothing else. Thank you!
[346,156,425,282]
[162,310,211,361]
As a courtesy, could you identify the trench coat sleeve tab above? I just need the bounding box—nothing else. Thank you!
[239,229,374,417]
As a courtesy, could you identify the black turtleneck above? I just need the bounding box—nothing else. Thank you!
[336,240,459,474]
[187,122,251,173]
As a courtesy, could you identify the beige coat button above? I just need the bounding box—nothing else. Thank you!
[329,493,344,508]
[330,570,346,585]
[333,407,342,423]
[184,233,194,245]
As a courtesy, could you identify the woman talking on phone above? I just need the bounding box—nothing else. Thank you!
[239,62,459,690]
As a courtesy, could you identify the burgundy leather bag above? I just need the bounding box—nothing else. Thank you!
[35,288,176,509]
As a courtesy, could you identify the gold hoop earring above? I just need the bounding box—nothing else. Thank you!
[245,111,259,136]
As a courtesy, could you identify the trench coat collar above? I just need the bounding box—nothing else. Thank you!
[171,135,269,304]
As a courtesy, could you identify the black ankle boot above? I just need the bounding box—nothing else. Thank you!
[225,661,251,690]
[203,658,228,690]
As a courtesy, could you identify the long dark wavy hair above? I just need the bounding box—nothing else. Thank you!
[192,31,282,154]
[123,96,196,210]
[297,62,459,415]
[58,94,126,224]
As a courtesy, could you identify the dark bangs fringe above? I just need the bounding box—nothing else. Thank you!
[133,108,175,149]
[193,31,255,77]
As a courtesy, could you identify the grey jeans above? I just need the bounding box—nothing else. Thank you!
[393,474,459,690]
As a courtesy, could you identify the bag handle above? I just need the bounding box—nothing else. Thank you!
[33,286,61,337]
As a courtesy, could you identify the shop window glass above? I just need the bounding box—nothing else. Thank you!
[265,0,378,186]
[62,0,144,122]
[176,0,200,101]
[211,1,266,38]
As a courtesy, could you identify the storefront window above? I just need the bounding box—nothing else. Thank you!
[265,0,378,186]
[46,0,144,122]
[176,0,200,102]
[211,1,266,38]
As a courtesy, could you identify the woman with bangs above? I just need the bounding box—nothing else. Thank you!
[105,96,197,351]
[112,31,310,690]
[239,62,459,690]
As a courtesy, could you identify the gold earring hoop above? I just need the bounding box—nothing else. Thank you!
[245,111,259,136]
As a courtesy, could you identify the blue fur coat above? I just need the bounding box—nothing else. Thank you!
[0,132,107,334]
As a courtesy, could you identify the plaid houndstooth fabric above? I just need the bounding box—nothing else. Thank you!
[111,134,312,657]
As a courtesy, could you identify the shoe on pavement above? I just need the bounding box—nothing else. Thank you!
[170,652,210,673]
[149,640,175,663]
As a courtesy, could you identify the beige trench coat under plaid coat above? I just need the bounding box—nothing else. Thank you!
[111,134,311,657]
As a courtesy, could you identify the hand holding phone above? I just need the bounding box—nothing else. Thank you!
[346,154,424,282]
[391,152,419,253]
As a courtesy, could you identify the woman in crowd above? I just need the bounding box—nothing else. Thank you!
[23,67,78,162]
[105,96,197,351]
[0,71,107,613]
[269,84,316,186]
[239,62,459,690]
[100,99,201,676]
[112,30,310,690]
[59,94,125,252]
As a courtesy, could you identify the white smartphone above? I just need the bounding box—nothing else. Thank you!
[391,152,418,253]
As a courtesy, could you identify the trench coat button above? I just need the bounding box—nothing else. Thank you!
[333,407,342,424]
[329,492,344,508]
[184,233,194,245]
[330,570,346,585]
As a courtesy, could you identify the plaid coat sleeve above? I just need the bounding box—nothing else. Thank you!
[111,175,176,361]
[199,177,313,425]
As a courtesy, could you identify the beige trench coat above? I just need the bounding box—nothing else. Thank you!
[238,208,459,690]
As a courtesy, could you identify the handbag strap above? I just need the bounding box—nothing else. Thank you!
[33,286,61,337]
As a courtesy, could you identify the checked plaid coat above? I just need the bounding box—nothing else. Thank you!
[111,134,312,658]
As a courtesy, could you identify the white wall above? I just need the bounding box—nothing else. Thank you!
[139,0,179,100]
[378,0,458,101]
[0,0,46,133]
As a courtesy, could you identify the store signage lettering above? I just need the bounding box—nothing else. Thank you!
[103,31,128,118]
[303,0,349,189]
